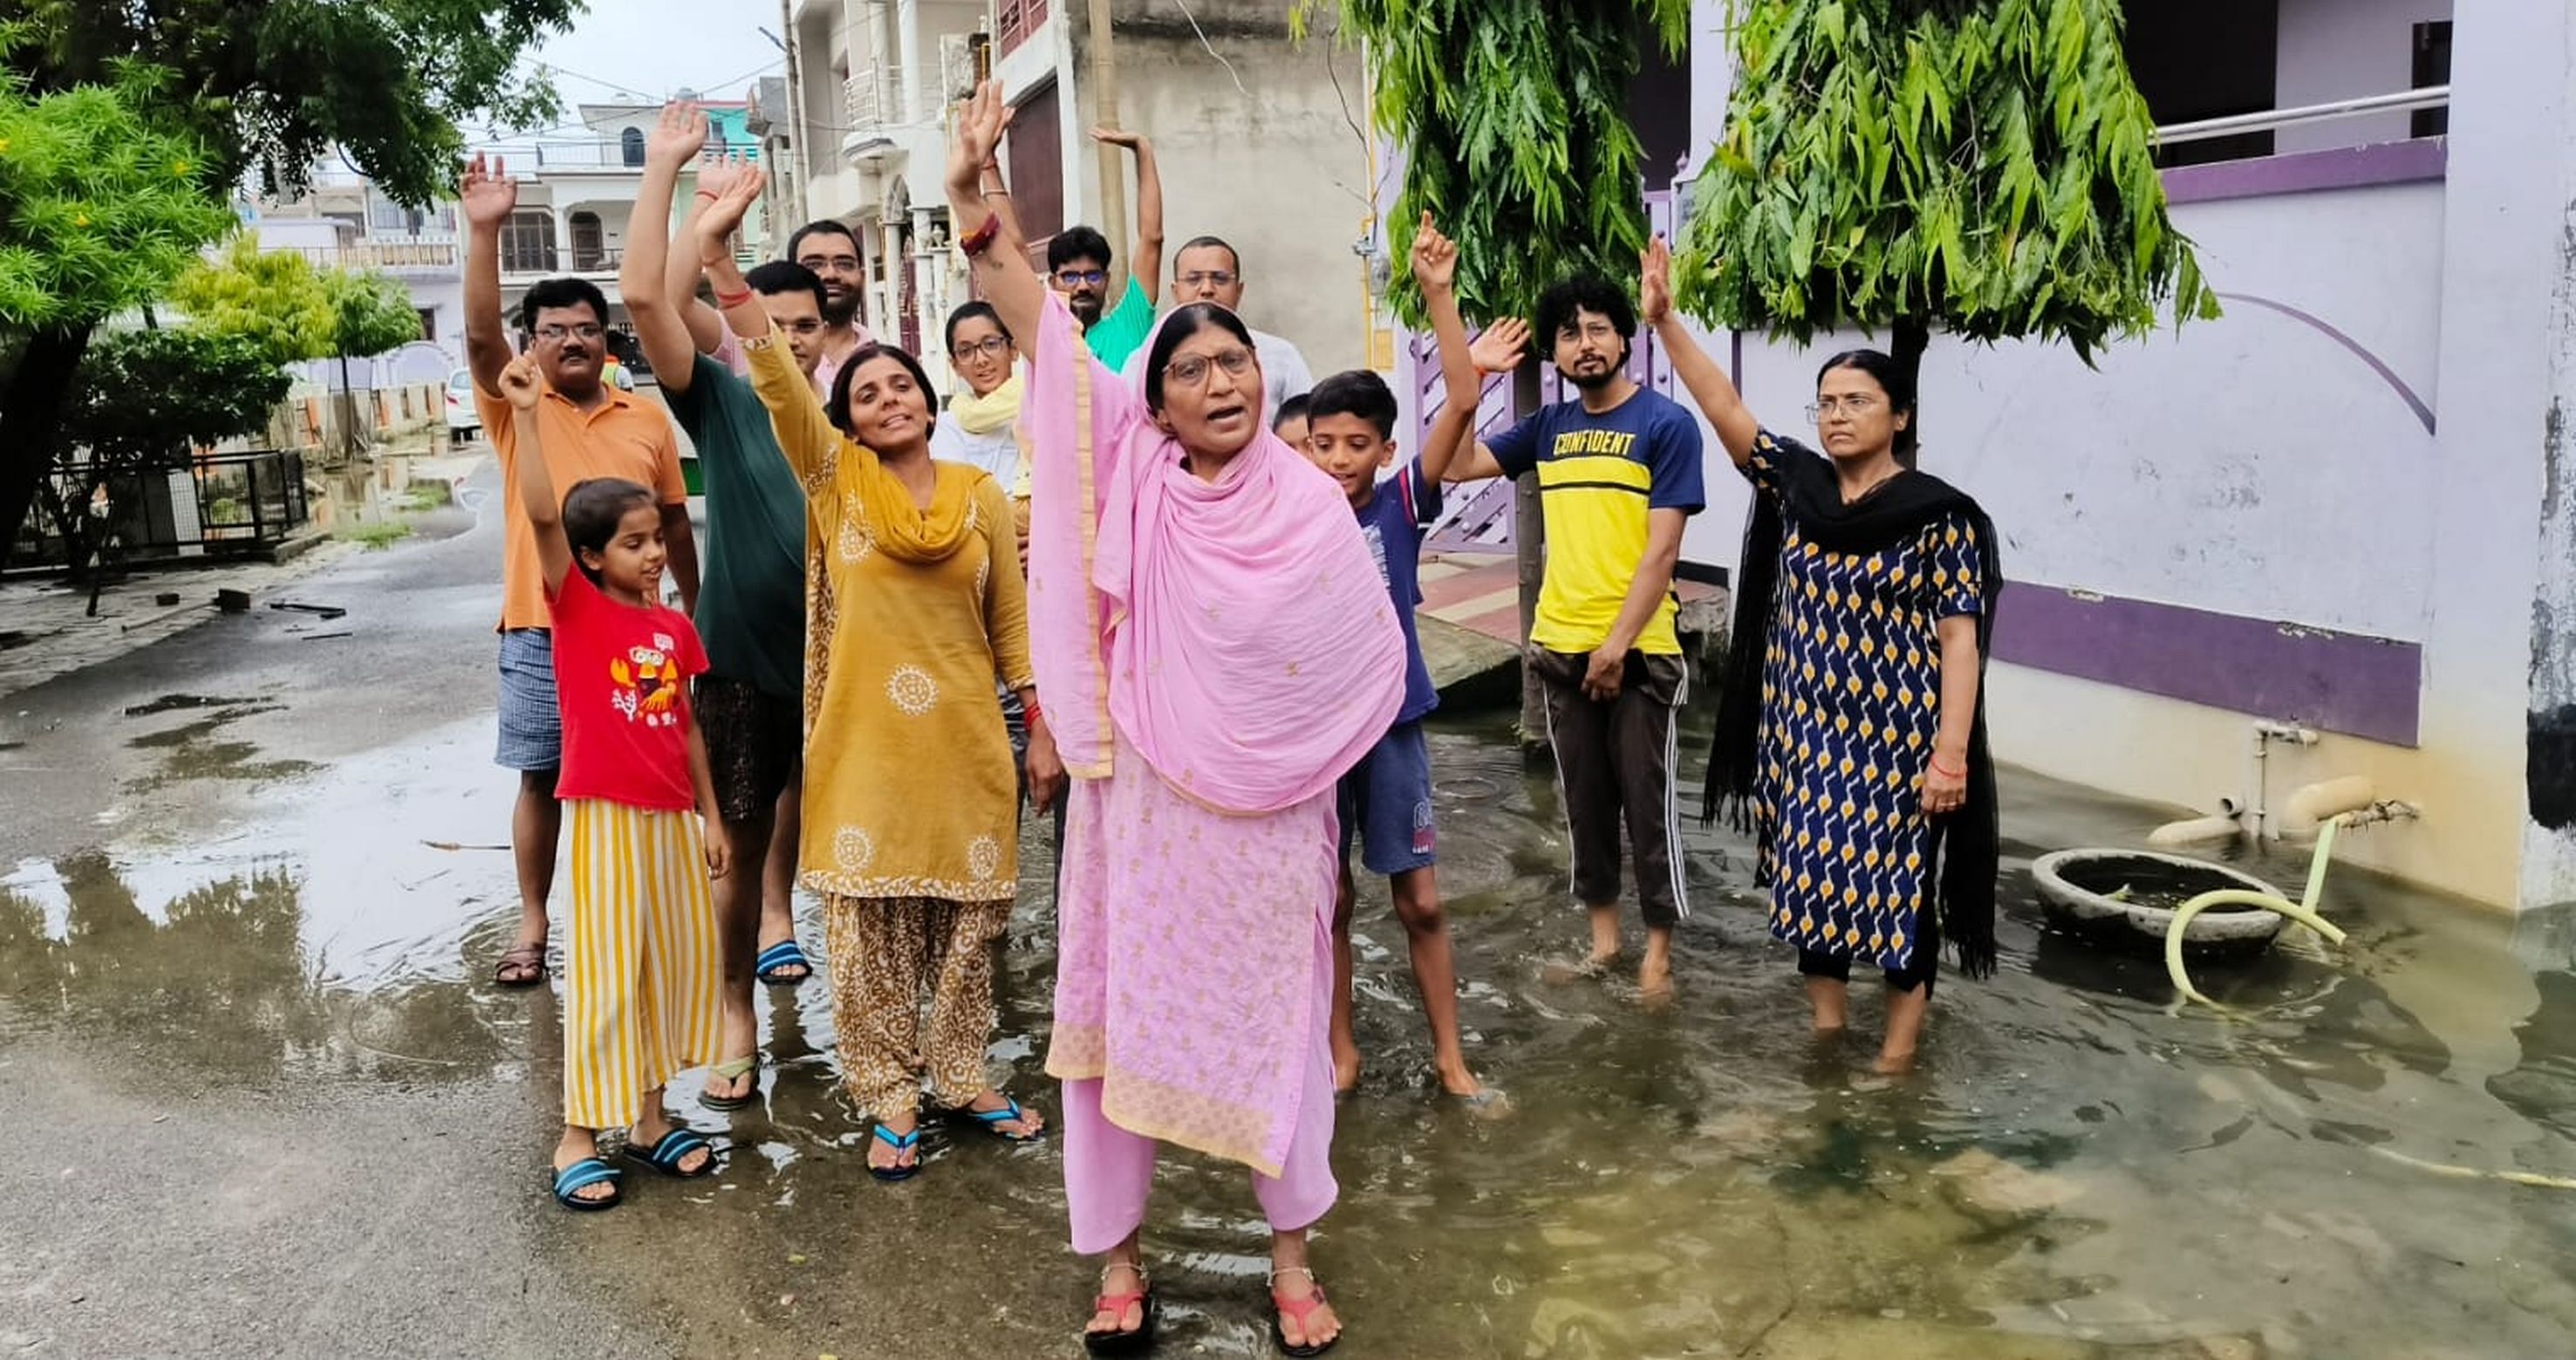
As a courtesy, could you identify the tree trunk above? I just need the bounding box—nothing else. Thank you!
[0,324,98,569]
[1891,315,1930,470]
[336,348,362,464]
[1513,359,1548,748]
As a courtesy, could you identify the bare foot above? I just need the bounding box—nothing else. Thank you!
[1872,1047,1918,1076]
[1637,953,1675,1007]
[1541,949,1622,985]
[1332,1041,1363,1096]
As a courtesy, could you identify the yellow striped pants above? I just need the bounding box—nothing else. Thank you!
[563,799,724,1129]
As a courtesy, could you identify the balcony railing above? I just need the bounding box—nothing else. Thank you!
[998,0,1049,56]
[2156,85,2450,146]
[498,246,622,277]
[277,239,460,271]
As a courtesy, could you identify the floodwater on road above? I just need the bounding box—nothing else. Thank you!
[4,687,2575,1357]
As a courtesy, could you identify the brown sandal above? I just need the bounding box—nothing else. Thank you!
[493,944,547,988]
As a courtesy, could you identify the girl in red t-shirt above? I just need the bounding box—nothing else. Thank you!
[500,355,729,1211]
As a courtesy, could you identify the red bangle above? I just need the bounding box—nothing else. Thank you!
[693,188,719,201]
[960,215,1001,259]
[714,286,752,308]
[1022,695,1044,728]
[1930,756,1966,778]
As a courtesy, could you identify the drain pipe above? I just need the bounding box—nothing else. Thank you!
[2250,720,2320,840]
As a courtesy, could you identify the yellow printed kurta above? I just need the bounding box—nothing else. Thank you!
[744,334,1033,903]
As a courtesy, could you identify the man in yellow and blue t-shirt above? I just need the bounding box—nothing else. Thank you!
[1447,275,1705,1000]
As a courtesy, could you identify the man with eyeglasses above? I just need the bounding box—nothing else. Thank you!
[461,151,700,993]
[1443,271,1705,1002]
[1120,235,1313,414]
[1044,126,1165,370]
[788,218,877,394]
[617,106,826,1100]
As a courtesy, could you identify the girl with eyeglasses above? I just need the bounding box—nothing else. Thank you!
[945,81,1406,1356]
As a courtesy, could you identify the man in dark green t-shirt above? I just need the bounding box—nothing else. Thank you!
[625,111,821,1109]
[1047,127,1165,370]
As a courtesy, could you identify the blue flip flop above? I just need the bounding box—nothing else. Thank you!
[624,1126,719,1179]
[868,1122,922,1182]
[550,1157,624,1212]
[754,940,812,987]
[959,1093,1045,1143]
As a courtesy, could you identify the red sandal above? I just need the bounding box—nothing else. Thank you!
[1268,1267,1340,1357]
[1083,1262,1156,1356]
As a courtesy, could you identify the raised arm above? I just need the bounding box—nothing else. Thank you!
[498,355,571,591]
[1093,126,1163,304]
[948,82,1048,360]
[1641,236,1759,465]
[1410,214,1485,486]
[697,166,837,487]
[624,103,709,394]
[977,153,1026,259]
[460,154,520,395]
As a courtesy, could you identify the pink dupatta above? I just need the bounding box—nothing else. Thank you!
[1022,292,1403,810]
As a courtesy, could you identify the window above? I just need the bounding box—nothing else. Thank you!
[620,126,646,167]
[569,210,605,270]
[2126,0,2279,167]
[2411,22,2452,138]
[416,308,437,341]
[1626,10,1692,189]
[499,210,557,274]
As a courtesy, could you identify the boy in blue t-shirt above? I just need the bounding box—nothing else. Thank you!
[1303,357,1494,1103]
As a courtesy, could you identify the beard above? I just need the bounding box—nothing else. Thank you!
[821,289,859,326]
[1564,361,1618,392]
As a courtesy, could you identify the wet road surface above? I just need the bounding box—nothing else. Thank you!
[4,471,2575,1357]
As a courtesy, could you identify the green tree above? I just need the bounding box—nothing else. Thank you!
[1674,0,2219,463]
[0,0,581,562]
[324,266,422,459]
[1301,0,1691,327]
[168,233,338,366]
[39,327,290,607]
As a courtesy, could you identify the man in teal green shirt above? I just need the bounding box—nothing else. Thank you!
[1048,127,1164,370]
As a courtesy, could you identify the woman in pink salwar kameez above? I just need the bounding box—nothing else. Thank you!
[945,83,1404,1357]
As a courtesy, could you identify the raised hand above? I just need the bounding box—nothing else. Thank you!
[1089,126,1146,152]
[1639,234,1675,325]
[1410,211,1459,295]
[498,353,543,409]
[1468,317,1531,375]
[460,153,518,229]
[951,79,1008,190]
[695,162,766,245]
[695,150,753,204]
[647,100,708,167]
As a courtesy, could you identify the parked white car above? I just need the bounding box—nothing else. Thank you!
[445,368,480,444]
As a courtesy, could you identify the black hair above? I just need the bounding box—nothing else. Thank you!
[1047,225,1115,276]
[1534,275,1636,369]
[944,299,1012,354]
[1272,393,1311,433]
[744,260,828,313]
[1814,348,1918,460]
[1173,235,1240,274]
[826,343,941,439]
[1305,369,1397,440]
[562,477,656,584]
[1140,303,1256,412]
[517,277,610,333]
[787,219,861,262]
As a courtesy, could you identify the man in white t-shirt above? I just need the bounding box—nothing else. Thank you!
[1120,234,1314,415]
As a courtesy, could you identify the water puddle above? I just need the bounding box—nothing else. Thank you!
[3,705,2573,1354]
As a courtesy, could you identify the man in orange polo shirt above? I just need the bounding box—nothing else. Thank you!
[460,153,700,990]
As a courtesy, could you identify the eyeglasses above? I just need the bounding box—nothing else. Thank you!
[776,318,824,337]
[1162,345,1255,390]
[1556,319,1620,344]
[1806,395,1882,420]
[951,335,1011,362]
[535,323,605,342]
[1053,269,1109,289]
[797,254,861,274]
[1178,270,1237,290]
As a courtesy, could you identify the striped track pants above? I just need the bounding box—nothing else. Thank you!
[563,799,725,1129]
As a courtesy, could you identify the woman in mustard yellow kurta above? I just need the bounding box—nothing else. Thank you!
[704,200,1063,1179]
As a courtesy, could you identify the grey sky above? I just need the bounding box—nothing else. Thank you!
[476,0,787,144]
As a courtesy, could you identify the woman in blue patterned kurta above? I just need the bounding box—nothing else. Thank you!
[1638,240,2001,1074]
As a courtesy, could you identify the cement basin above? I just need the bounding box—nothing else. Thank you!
[2032,849,2291,960]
